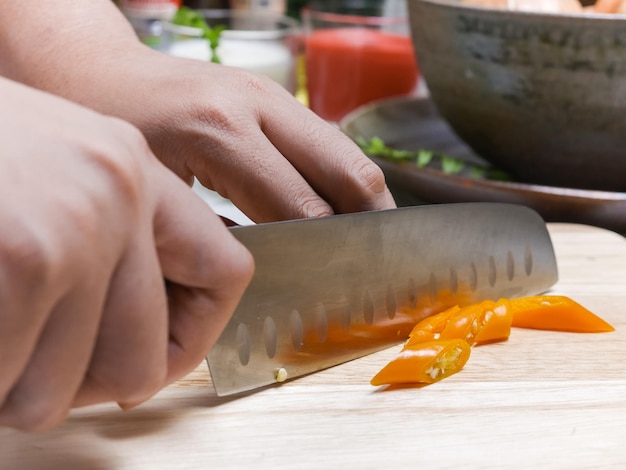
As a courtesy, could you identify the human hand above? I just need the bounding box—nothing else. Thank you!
[0,78,253,431]
[0,0,395,223]
[92,52,397,222]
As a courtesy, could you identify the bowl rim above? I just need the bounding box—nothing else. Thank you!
[339,95,626,201]
[408,0,626,21]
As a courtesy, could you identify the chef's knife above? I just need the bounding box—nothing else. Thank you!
[207,203,558,396]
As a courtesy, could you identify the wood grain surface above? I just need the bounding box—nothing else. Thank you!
[1,223,625,469]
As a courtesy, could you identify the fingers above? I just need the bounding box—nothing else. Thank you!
[260,95,397,214]
[190,77,395,222]
[201,128,334,222]
[0,271,108,431]
[0,239,58,402]
[73,226,169,409]
[130,61,395,223]
[73,166,254,409]
[151,168,254,383]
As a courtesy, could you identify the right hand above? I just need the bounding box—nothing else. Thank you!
[0,78,254,432]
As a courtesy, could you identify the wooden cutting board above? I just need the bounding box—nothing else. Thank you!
[1,223,625,469]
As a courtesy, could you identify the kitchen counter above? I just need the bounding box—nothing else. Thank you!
[1,223,626,469]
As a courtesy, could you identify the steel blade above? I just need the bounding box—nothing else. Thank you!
[207,203,558,395]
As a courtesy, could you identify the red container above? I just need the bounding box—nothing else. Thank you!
[303,8,419,122]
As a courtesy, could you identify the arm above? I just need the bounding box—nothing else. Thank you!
[0,0,396,223]
[0,76,253,431]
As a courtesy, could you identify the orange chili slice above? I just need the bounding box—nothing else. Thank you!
[509,295,615,333]
[438,300,497,344]
[406,305,460,343]
[405,299,512,348]
[473,298,513,345]
[370,339,471,386]
[371,295,612,388]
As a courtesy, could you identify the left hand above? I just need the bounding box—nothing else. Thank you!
[0,0,396,223]
[84,52,397,223]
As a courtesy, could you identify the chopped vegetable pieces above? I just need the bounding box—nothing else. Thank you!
[371,294,614,388]
[370,339,471,386]
[406,305,460,343]
[439,300,496,344]
[405,299,512,348]
[509,295,615,333]
[473,298,513,345]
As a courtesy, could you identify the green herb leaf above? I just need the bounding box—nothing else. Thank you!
[367,137,387,154]
[172,6,225,64]
[355,136,512,182]
[358,137,413,161]
[486,169,512,181]
[416,150,433,168]
[469,166,486,179]
[441,156,465,175]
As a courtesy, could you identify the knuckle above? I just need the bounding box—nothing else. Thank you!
[350,159,387,196]
[237,69,274,95]
[299,195,334,219]
[89,117,152,208]
[190,71,275,132]
[0,231,57,290]
[193,99,233,132]
[187,83,244,135]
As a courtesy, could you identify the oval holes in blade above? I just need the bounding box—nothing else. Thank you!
[386,284,396,320]
[525,244,534,276]
[264,316,277,359]
[363,291,374,325]
[429,273,438,305]
[488,256,497,287]
[236,323,251,366]
[408,278,417,309]
[469,262,478,292]
[290,309,303,351]
[449,267,458,294]
[507,250,515,281]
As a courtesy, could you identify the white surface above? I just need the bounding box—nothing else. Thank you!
[192,179,254,226]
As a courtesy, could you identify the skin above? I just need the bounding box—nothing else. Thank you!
[0,0,395,432]
[0,77,254,431]
[0,0,396,223]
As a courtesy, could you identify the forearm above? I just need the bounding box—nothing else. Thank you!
[0,0,149,107]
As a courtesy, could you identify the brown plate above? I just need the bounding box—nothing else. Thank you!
[340,96,626,234]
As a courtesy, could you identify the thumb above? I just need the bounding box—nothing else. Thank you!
[152,167,254,383]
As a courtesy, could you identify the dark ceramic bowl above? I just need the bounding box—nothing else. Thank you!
[407,0,626,191]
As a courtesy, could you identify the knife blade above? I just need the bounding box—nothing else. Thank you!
[206,202,558,396]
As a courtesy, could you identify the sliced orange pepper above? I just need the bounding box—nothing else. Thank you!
[371,295,612,388]
[473,298,513,345]
[438,300,496,344]
[406,305,460,343]
[509,295,615,333]
[370,339,471,386]
[405,299,511,348]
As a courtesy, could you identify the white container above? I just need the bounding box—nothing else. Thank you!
[162,10,299,93]
[230,0,286,14]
